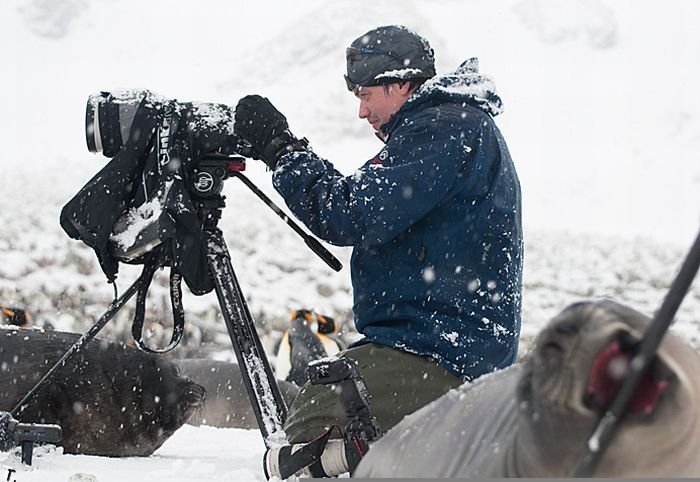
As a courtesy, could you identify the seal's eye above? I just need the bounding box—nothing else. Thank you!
[554,319,579,335]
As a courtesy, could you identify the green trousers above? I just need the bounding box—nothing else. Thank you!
[284,342,463,444]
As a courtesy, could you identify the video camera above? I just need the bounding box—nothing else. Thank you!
[85,89,251,162]
[63,89,260,295]
[85,90,253,233]
[86,89,254,203]
[67,88,338,294]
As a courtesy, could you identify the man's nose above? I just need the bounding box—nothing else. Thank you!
[358,102,369,119]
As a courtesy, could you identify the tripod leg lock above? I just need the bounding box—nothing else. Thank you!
[0,412,62,466]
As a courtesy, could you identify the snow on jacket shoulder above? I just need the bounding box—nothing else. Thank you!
[272,58,523,380]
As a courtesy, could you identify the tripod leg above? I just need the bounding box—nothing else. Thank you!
[10,274,144,417]
[21,441,33,465]
[205,229,288,448]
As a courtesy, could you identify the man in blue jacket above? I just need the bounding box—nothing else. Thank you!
[235,25,522,445]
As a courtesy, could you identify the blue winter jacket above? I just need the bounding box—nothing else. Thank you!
[273,59,523,380]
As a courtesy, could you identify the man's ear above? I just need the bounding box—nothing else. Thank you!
[398,81,413,96]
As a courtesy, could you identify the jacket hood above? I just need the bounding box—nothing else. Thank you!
[406,57,504,117]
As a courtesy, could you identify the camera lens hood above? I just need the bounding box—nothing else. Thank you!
[85,90,150,158]
[85,93,102,154]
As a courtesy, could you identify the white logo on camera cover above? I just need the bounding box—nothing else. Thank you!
[194,172,215,192]
[158,110,174,171]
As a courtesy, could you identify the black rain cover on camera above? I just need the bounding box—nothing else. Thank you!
[60,95,215,295]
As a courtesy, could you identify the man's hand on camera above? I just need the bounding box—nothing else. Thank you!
[234,95,308,170]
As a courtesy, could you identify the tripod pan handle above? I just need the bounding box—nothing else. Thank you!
[305,237,342,272]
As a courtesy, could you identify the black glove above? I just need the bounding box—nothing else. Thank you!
[234,95,308,169]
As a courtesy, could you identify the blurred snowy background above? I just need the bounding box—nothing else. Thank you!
[1,0,700,480]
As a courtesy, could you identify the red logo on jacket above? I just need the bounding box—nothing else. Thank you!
[372,149,389,165]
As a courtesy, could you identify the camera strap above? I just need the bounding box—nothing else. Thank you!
[131,249,186,354]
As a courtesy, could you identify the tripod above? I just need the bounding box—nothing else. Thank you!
[200,195,288,446]
[9,160,342,451]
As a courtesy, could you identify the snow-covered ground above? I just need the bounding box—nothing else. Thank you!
[1,426,266,482]
[1,0,700,480]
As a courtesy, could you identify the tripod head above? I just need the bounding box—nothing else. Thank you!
[191,155,246,200]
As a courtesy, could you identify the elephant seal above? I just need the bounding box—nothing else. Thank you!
[175,358,298,429]
[0,327,205,456]
[355,299,700,477]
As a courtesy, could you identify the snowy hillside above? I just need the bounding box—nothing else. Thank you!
[1,0,700,480]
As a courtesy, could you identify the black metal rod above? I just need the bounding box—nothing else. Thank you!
[231,172,342,272]
[10,274,144,417]
[571,227,700,477]
[205,229,288,448]
[21,441,33,465]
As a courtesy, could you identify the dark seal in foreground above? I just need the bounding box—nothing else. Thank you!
[0,328,205,456]
[356,300,700,477]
